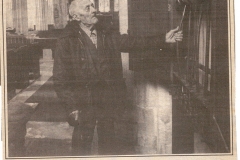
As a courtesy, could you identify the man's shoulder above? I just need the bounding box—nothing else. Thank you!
[59,29,78,39]
[59,21,80,39]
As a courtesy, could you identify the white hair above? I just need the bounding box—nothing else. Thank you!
[69,0,95,16]
[69,0,84,17]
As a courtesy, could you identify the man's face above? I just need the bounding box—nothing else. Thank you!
[75,0,98,26]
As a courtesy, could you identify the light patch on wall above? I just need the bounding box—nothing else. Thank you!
[144,84,171,111]
[135,83,172,154]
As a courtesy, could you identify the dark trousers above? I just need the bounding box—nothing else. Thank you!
[71,82,117,155]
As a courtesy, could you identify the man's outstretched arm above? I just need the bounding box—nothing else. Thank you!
[117,26,183,52]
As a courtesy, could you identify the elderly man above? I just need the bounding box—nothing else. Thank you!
[53,0,183,155]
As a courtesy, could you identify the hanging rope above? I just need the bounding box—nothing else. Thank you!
[176,3,187,74]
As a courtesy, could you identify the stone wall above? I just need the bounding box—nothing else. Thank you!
[129,71,172,154]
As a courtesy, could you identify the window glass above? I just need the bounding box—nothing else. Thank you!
[199,17,207,66]
[99,0,110,12]
[114,0,119,11]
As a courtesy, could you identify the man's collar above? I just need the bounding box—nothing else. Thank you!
[61,20,102,38]
[79,23,97,36]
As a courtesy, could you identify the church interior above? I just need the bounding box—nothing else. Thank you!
[5,0,231,157]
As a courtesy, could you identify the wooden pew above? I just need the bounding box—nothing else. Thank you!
[27,43,41,80]
[7,35,41,99]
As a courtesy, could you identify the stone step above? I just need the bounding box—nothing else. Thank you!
[25,121,100,156]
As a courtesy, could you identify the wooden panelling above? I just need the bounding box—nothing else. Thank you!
[128,0,169,71]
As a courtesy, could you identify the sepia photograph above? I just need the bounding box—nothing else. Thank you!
[1,0,237,159]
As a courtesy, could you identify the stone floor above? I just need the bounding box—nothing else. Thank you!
[6,52,212,158]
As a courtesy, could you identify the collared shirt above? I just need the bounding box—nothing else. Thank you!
[79,24,97,48]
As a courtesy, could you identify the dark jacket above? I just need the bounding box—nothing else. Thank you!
[53,20,167,115]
